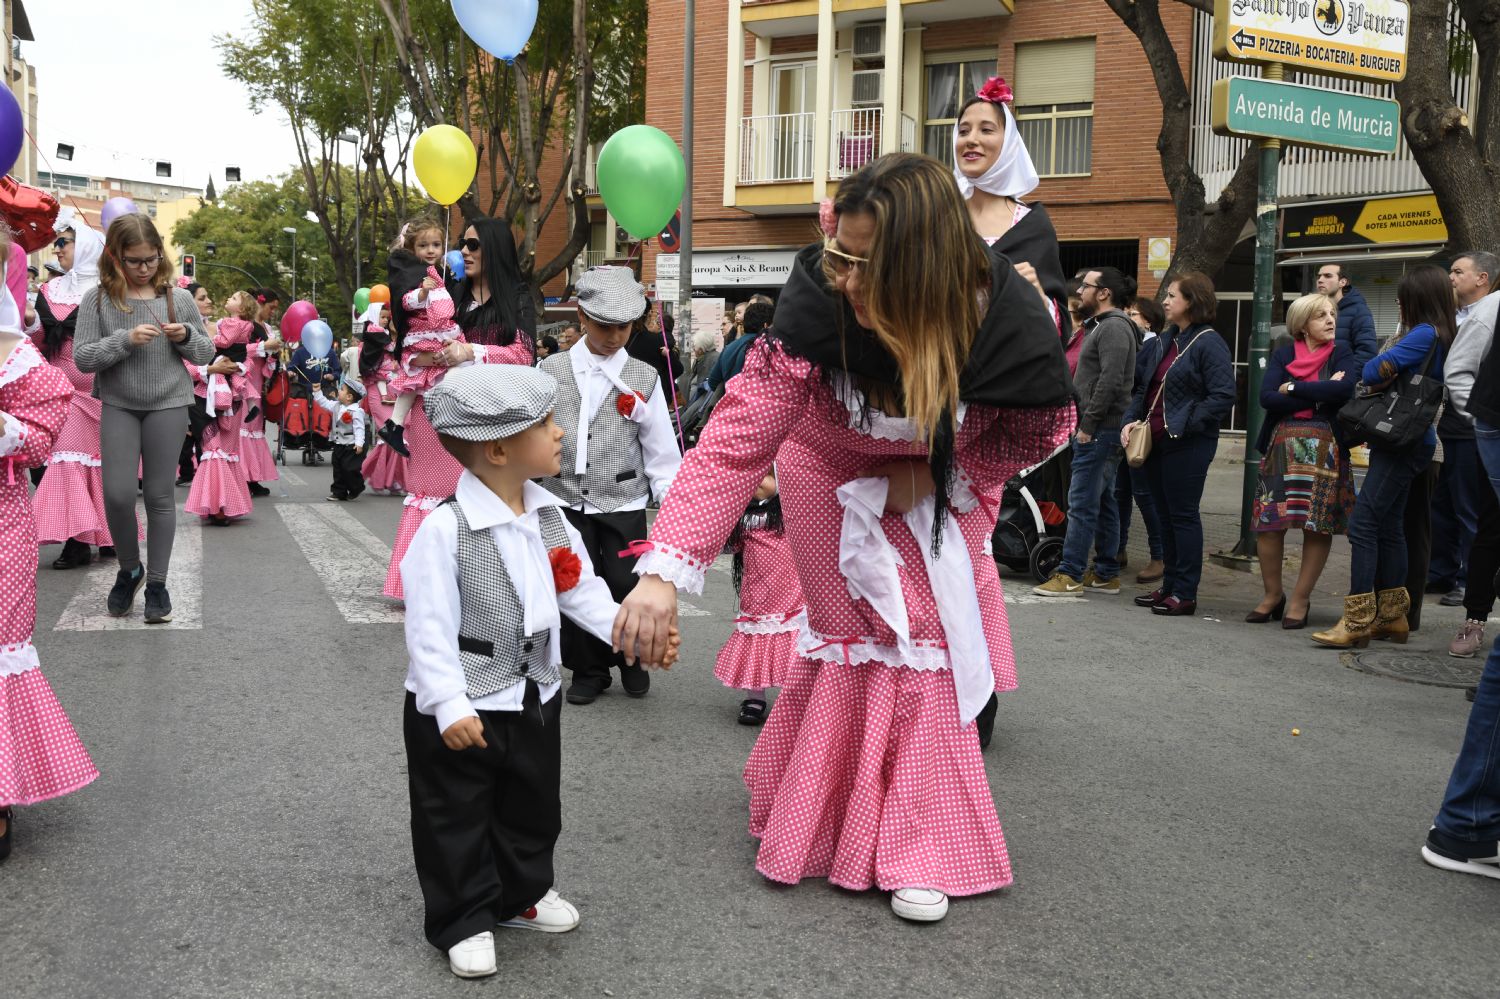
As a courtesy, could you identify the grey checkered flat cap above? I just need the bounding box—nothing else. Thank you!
[576,266,647,324]
[341,374,367,398]
[424,365,558,441]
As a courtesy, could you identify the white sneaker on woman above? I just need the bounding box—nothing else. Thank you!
[498,888,580,933]
[891,887,949,922]
[447,931,496,978]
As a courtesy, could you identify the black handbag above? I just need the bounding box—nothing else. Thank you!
[1337,335,1445,449]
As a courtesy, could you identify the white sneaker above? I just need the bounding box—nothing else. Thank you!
[891,887,949,922]
[498,887,580,933]
[447,931,497,978]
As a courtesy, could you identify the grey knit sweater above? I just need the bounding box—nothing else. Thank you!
[74,287,215,410]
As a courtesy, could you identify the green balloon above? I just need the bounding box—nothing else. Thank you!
[596,125,686,240]
[354,287,371,313]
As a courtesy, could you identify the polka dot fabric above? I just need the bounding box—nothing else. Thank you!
[361,360,408,494]
[383,335,534,599]
[185,403,253,520]
[29,336,122,546]
[647,339,1073,894]
[239,342,280,484]
[713,526,805,691]
[0,338,99,806]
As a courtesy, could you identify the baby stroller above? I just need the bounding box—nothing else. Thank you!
[991,456,1068,583]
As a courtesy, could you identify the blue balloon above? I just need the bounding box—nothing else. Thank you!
[450,0,538,61]
[301,319,334,360]
[444,249,466,281]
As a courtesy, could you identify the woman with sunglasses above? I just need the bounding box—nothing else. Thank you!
[73,214,214,624]
[31,212,134,570]
[382,218,536,599]
[613,154,1074,922]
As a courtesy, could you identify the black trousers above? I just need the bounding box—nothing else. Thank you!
[404,686,561,952]
[330,442,365,499]
[1403,459,1441,631]
[1463,454,1500,623]
[560,507,647,688]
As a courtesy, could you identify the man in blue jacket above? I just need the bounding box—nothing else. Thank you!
[1316,263,1378,366]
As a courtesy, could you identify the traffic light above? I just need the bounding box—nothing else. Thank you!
[181,253,196,279]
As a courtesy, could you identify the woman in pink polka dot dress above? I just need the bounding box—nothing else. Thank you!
[383,218,536,599]
[617,155,1074,922]
[0,277,100,862]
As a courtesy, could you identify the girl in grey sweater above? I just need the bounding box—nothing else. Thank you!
[74,215,214,623]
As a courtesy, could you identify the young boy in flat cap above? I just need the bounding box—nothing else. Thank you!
[400,364,679,979]
[313,373,368,501]
[537,266,682,705]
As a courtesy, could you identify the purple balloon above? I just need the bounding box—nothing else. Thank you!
[101,197,139,231]
[0,86,20,178]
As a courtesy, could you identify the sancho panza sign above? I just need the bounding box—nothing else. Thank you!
[657,250,798,287]
[1213,0,1410,82]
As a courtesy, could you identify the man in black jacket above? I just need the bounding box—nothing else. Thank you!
[1316,263,1378,365]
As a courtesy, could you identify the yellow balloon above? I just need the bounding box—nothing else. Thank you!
[413,125,478,206]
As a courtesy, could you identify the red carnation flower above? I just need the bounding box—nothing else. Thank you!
[616,391,646,418]
[549,547,582,592]
[340,411,353,423]
[977,76,1014,105]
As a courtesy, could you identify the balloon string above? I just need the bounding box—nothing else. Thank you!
[632,236,688,454]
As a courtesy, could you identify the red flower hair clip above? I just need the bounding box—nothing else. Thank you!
[818,199,838,239]
[616,390,647,418]
[549,547,582,592]
[976,76,1014,106]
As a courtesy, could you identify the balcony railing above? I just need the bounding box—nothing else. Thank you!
[739,112,815,184]
[573,249,610,273]
[738,110,918,185]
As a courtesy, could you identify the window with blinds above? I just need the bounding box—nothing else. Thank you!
[1014,38,1096,177]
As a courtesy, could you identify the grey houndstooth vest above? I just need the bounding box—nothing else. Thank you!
[450,499,573,698]
[539,352,660,511]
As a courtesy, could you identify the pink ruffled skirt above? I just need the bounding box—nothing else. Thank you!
[361,440,408,495]
[239,415,279,483]
[32,392,126,547]
[0,663,99,806]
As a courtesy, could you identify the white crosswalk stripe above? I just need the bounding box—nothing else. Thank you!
[54,508,203,631]
[275,503,405,625]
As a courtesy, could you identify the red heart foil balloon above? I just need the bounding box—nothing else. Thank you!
[0,177,60,253]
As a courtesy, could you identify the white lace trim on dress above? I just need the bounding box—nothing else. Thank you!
[0,337,44,390]
[733,608,807,636]
[240,429,266,440]
[830,373,969,442]
[796,627,952,672]
[404,493,444,512]
[635,544,707,595]
[0,411,25,458]
[47,450,101,468]
[0,639,40,678]
[200,449,241,463]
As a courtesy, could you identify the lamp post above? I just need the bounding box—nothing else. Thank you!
[336,132,361,300]
[282,225,298,301]
[309,255,319,306]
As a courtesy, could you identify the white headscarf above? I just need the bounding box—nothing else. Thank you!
[358,302,384,328]
[952,101,1040,203]
[0,258,22,337]
[45,206,106,308]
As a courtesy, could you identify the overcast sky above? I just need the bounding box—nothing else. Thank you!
[24,1,303,190]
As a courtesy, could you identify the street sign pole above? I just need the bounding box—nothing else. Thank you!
[677,0,695,343]
[1234,62,1284,561]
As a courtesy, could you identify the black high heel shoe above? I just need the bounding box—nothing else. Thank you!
[1245,594,1286,623]
[0,807,13,863]
[1282,606,1310,630]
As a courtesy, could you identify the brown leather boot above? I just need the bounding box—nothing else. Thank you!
[1370,587,1412,644]
[1311,593,1376,649]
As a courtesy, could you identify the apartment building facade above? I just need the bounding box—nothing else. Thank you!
[640,0,1189,307]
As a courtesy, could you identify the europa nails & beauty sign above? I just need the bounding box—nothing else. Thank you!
[1213,0,1410,82]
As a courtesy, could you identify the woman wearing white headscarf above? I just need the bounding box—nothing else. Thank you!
[953,77,1069,333]
[32,208,136,568]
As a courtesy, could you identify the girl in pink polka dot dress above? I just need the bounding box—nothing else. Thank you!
[714,476,806,726]
[616,155,1074,922]
[0,274,100,862]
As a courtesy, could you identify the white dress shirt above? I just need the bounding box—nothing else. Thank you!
[401,472,620,734]
[567,344,680,513]
[311,392,367,446]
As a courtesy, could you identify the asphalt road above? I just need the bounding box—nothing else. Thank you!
[6,450,1498,998]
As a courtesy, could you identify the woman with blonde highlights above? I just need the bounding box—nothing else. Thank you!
[613,154,1074,922]
[1246,293,1358,628]
[74,214,214,624]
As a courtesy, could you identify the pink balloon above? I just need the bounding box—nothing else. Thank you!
[281,300,319,343]
[100,197,138,231]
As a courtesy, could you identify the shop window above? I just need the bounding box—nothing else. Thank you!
[1014,38,1095,177]
[922,59,995,167]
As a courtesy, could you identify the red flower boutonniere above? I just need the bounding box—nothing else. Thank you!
[340,411,353,424]
[977,76,1014,106]
[616,391,647,418]
[549,547,582,593]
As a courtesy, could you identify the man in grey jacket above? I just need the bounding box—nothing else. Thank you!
[1035,267,1139,597]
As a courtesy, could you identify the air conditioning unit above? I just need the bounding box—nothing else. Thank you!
[852,23,883,61]
[851,69,883,107]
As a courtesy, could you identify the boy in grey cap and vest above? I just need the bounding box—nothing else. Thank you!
[312,373,368,501]
[538,266,681,705]
[400,364,679,979]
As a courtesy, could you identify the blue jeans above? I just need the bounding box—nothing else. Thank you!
[1349,440,1435,594]
[1057,430,1124,581]
[1142,433,1217,601]
[1436,633,1500,843]
[1429,435,1479,588]
[1465,421,1500,620]
[1116,459,1165,560]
